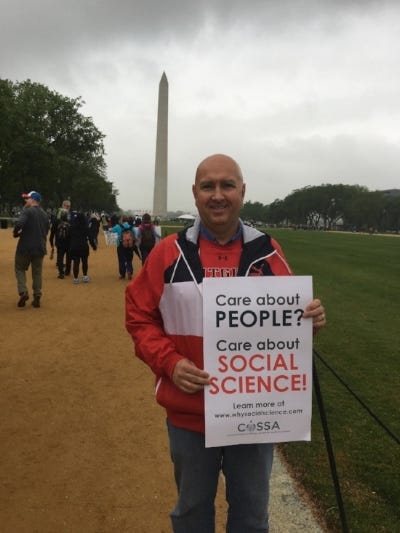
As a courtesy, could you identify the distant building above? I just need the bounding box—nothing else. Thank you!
[382,189,400,197]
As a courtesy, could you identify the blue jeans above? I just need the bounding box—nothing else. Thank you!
[167,420,273,533]
[117,245,133,276]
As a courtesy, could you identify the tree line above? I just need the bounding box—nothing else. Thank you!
[241,184,400,233]
[0,79,119,214]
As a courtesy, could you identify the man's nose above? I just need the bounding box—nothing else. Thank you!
[211,186,224,199]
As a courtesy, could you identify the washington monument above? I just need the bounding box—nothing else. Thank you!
[153,72,168,217]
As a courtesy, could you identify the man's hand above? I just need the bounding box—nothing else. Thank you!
[172,358,210,394]
[303,299,326,334]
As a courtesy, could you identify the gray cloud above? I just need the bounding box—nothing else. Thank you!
[1,0,400,211]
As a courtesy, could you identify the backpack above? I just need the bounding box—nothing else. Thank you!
[121,228,135,248]
[57,221,70,241]
[140,224,156,250]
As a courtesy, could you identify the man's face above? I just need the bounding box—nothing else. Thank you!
[192,155,246,235]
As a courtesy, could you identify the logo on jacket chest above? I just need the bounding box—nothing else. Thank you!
[204,267,239,277]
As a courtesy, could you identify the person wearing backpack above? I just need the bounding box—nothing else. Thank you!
[137,213,159,264]
[110,215,138,280]
[49,211,71,279]
[68,212,97,284]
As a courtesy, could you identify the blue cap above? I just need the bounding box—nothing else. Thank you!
[22,191,42,202]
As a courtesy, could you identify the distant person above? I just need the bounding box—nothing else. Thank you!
[88,213,101,247]
[126,154,327,532]
[154,218,162,240]
[57,199,71,221]
[13,191,50,308]
[137,213,159,264]
[68,212,97,284]
[110,215,137,280]
[49,210,71,279]
[101,213,109,231]
[127,215,142,261]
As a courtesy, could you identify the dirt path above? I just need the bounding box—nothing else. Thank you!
[0,228,323,533]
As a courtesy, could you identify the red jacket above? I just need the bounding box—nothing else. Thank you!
[125,220,292,433]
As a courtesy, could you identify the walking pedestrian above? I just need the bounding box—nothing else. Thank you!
[69,212,97,284]
[88,213,101,247]
[110,215,137,280]
[13,191,50,308]
[137,213,159,264]
[49,211,71,279]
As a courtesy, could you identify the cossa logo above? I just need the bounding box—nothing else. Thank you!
[246,421,256,432]
[238,420,280,433]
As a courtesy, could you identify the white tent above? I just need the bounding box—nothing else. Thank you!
[178,214,196,220]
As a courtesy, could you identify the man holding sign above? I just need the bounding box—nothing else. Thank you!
[126,154,326,532]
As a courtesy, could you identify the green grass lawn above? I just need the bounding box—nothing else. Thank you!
[162,224,399,530]
[268,229,400,532]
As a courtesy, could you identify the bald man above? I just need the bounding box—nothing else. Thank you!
[126,154,326,532]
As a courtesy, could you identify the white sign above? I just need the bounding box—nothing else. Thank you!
[203,276,313,447]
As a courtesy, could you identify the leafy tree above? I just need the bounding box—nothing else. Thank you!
[345,190,385,231]
[283,187,317,226]
[241,201,268,222]
[265,199,288,225]
[275,183,379,230]
[339,184,369,228]
[383,195,400,232]
[314,184,343,229]
[0,79,118,212]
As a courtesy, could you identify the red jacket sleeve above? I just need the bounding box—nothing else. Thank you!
[125,239,183,378]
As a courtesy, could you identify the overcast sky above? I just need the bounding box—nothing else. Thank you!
[1,0,399,212]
